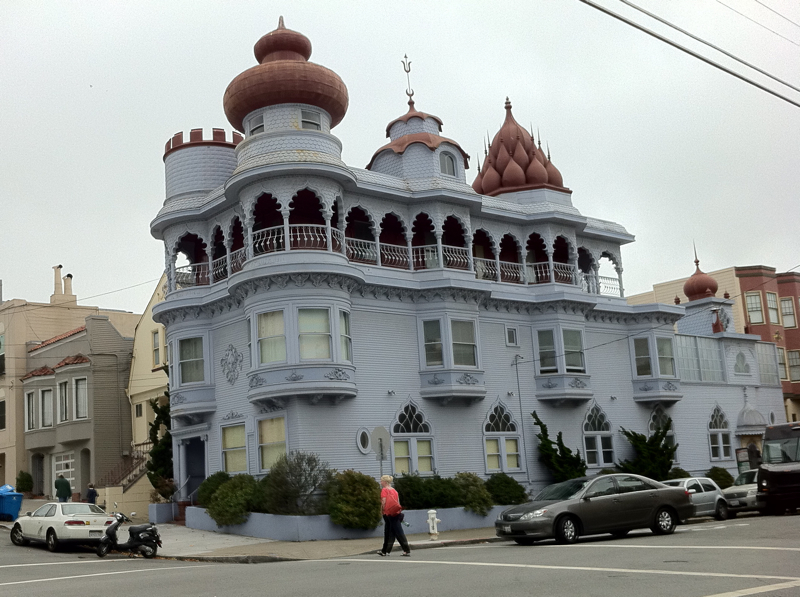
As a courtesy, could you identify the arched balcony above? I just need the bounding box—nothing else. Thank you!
[379,213,410,269]
[525,233,550,283]
[472,229,496,281]
[174,234,209,289]
[210,227,227,283]
[441,216,471,270]
[252,193,284,255]
[552,236,576,284]
[411,213,438,270]
[230,217,246,273]
[498,235,524,283]
[288,189,331,250]
[344,207,377,264]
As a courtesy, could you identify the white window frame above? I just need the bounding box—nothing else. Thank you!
[788,350,800,382]
[745,291,764,325]
[766,292,780,325]
[483,403,522,473]
[583,405,614,468]
[439,152,456,176]
[632,336,653,377]
[451,319,478,368]
[25,391,36,430]
[708,406,732,460]
[338,310,353,364]
[392,402,435,475]
[249,113,264,135]
[505,325,519,347]
[420,318,444,368]
[418,315,481,370]
[257,414,287,472]
[53,452,75,492]
[74,377,88,420]
[57,381,69,423]
[535,326,587,375]
[178,336,205,385]
[778,347,788,380]
[300,109,321,130]
[256,309,288,365]
[656,337,676,377]
[40,389,53,428]
[221,422,248,474]
[780,297,796,329]
[297,307,332,362]
[135,403,143,418]
[152,330,161,367]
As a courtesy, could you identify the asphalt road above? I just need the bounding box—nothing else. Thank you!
[1,513,798,597]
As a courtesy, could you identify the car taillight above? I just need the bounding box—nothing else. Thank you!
[64,520,87,526]
[685,490,691,497]
[105,520,112,525]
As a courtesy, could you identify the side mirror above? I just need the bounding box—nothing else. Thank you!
[688,489,697,494]
[25,512,32,517]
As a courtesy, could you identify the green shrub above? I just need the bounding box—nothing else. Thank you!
[206,474,259,527]
[197,471,230,507]
[328,470,382,530]
[15,471,33,493]
[261,451,333,515]
[667,467,690,480]
[706,466,735,489]
[453,472,494,516]
[485,473,528,505]
[395,474,463,510]
[597,467,619,475]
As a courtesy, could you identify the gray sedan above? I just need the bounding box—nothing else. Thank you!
[662,477,728,520]
[495,474,692,545]
[722,470,758,515]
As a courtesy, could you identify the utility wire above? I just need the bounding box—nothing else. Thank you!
[619,0,800,94]
[753,0,800,30]
[716,0,800,45]
[577,0,800,109]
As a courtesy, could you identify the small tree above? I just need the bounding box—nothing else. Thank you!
[532,411,587,482]
[453,472,494,516]
[328,470,382,530]
[617,418,677,481]
[706,466,735,489]
[261,451,334,515]
[147,393,174,501]
[207,474,259,527]
[485,473,528,505]
[16,471,33,493]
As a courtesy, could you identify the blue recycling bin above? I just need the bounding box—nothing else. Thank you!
[0,492,23,521]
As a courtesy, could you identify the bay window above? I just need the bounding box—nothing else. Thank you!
[222,424,247,473]
[26,392,36,430]
[74,378,88,419]
[781,297,796,328]
[339,311,352,363]
[423,320,443,367]
[766,292,780,324]
[656,338,675,376]
[258,416,286,471]
[778,348,788,380]
[258,310,287,364]
[179,337,205,384]
[298,308,331,360]
[152,330,161,367]
[536,327,585,375]
[451,320,476,367]
[41,389,53,428]
[563,330,585,373]
[745,292,764,325]
[537,330,557,373]
[633,338,652,376]
[58,381,69,422]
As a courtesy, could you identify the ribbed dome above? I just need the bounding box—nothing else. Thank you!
[736,398,767,436]
[223,17,349,132]
[683,258,718,301]
[473,99,565,196]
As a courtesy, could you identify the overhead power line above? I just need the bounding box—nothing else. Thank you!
[716,0,800,45]
[754,0,800,30]
[619,0,800,94]
[577,0,800,109]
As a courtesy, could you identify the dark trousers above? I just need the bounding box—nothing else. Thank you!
[382,514,410,554]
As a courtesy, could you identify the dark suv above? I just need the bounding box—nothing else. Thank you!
[757,422,800,515]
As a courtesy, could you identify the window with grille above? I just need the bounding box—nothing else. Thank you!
[788,351,800,382]
[633,337,652,376]
[339,311,352,363]
[781,298,796,328]
[483,403,521,472]
[708,406,731,460]
[778,348,788,380]
[58,381,68,422]
[152,330,160,367]
[766,293,780,324]
[745,292,764,325]
[756,343,780,385]
[537,330,557,373]
[54,452,75,491]
[583,405,613,466]
[26,392,36,430]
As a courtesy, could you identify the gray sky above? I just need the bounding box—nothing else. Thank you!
[2,0,798,313]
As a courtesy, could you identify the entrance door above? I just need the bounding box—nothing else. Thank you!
[32,454,45,495]
[185,437,206,499]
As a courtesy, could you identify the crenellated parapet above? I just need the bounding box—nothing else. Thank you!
[163,128,243,201]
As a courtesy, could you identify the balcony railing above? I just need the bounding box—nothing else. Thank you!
[169,232,623,297]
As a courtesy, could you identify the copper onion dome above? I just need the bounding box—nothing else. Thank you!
[473,99,565,196]
[223,17,349,132]
[683,256,718,301]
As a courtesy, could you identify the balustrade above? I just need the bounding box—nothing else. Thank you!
[473,257,497,281]
[412,245,440,270]
[345,238,378,264]
[211,255,228,283]
[230,248,246,273]
[380,243,411,269]
[175,263,209,288]
[553,262,577,284]
[526,261,551,284]
[253,226,284,255]
[499,261,525,284]
[598,275,621,296]
[289,224,328,250]
[441,245,470,270]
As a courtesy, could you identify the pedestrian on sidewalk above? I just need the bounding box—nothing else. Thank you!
[54,475,71,503]
[377,475,410,557]
[86,483,98,504]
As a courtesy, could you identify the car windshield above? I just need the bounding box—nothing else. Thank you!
[763,438,800,464]
[61,504,106,515]
[734,471,757,485]
[534,478,590,501]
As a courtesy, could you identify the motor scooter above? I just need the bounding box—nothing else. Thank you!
[97,504,162,558]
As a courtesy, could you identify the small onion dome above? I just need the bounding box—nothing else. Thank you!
[473,98,566,196]
[223,17,349,132]
[385,99,443,137]
[736,398,767,436]
[683,258,718,301]
[366,132,470,170]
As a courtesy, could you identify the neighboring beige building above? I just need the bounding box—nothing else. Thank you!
[627,265,747,333]
[0,267,139,487]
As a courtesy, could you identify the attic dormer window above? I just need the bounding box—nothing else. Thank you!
[301,110,321,130]
[249,115,264,135]
[439,152,456,176]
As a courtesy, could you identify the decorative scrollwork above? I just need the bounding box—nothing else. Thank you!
[663,381,678,392]
[249,375,267,389]
[568,378,587,389]
[222,410,245,420]
[170,393,187,405]
[324,368,350,381]
[428,374,445,385]
[456,373,480,385]
[541,379,558,389]
[639,383,654,392]
[286,370,304,382]
[220,344,244,385]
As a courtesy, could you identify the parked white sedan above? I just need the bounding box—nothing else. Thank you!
[10,503,112,552]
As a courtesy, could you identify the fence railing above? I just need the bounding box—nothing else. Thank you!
[380,243,411,269]
[175,263,209,288]
[598,275,621,296]
[230,248,246,273]
[211,255,228,283]
[289,224,328,250]
[474,257,498,281]
[412,245,440,270]
[253,226,284,255]
[97,441,153,490]
[499,261,525,284]
[526,262,550,284]
[442,245,470,270]
[345,238,378,264]
[553,262,577,284]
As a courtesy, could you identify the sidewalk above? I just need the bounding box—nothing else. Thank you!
[2,498,502,563]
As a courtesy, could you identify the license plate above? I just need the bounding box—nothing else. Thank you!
[728,500,739,506]
[502,525,512,533]
[89,530,102,537]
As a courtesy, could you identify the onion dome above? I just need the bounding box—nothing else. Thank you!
[736,397,767,436]
[385,99,443,138]
[683,256,718,301]
[223,17,349,132]
[473,99,566,196]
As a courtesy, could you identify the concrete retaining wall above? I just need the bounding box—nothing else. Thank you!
[186,505,506,542]
[148,502,176,524]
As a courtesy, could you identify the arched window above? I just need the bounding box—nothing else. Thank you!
[439,152,456,176]
[392,402,434,475]
[483,403,521,472]
[708,406,731,460]
[583,405,613,467]
[649,404,677,459]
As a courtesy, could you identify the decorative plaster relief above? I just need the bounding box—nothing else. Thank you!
[249,375,267,388]
[568,377,587,389]
[222,410,245,420]
[170,393,187,405]
[285,370,304,382]
[220,344,244,385]
[663,382,678,392]
[541,379,558,389]
[428,374,445,385]
[456,373,480,385]
[324,368,351,381]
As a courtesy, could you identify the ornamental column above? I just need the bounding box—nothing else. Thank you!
[435,230,444,269]
[282,208,291,251]
[245,216,255,260]
[616,265,625,298]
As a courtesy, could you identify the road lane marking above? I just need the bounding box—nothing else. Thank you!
[700,580,800,597]
[330,558,800,582]
[0,560,133,570]
[0,564,217,586]
[574,545,800,552]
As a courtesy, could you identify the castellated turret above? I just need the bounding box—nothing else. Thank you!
[162,128,242,202]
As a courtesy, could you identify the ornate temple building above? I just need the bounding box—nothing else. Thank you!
[150,18,783,496]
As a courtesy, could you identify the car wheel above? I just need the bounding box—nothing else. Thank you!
[513,538,536,546]
[46,529,59,552]
[97,542,111,558]
[714,501,729,521]
[611,529,630,538]
[555,516,579,544]
[140,544,157,558]
[651,507,676,535]
[10,524,28,546]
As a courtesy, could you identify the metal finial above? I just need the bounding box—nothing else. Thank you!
[278,16,285,29]
[402,54,414,103]
[546,142,551,161]
[693,241,699,266]
[537,128,542,149]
